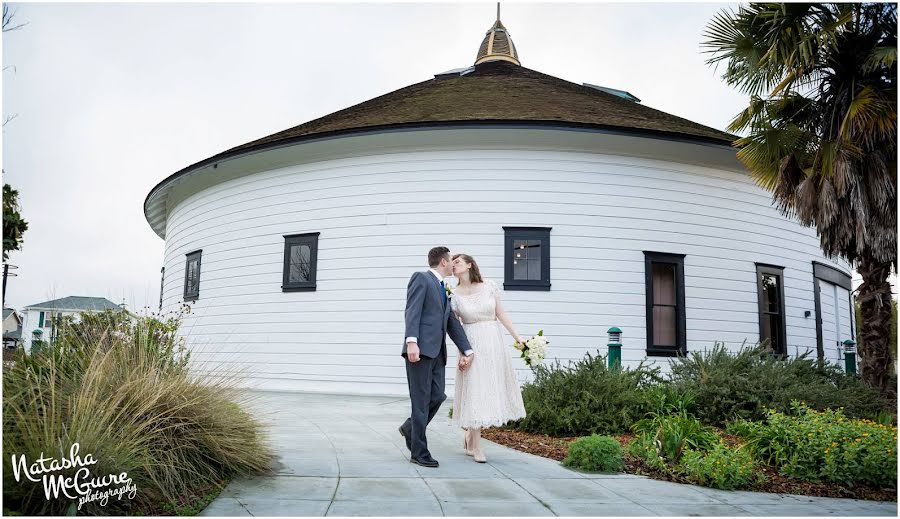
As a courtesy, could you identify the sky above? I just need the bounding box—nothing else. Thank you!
[0,1,892,312]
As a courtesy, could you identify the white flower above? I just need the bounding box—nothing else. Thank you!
[512,331,550,366]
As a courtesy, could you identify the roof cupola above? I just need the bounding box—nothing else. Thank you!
[475,3,520,66]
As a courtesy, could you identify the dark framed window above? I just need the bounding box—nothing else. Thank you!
[756,263,787,356]
[183,250,201,302]
[283,232,319,292]
[503,227,551,291]
[644,251,687,356]
[159,266,165,312]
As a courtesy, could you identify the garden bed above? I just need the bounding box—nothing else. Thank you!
[482,427,897,502]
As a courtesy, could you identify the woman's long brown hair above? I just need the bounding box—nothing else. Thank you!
[452,253,484,284]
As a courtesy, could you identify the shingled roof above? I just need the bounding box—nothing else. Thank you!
[220,60,735,161]
[24,296,123,312]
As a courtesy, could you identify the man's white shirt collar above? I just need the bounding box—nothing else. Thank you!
[428,268,444,283]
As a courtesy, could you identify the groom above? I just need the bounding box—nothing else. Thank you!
[399,246,474,467]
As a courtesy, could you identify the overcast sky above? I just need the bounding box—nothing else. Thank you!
[0,1,889,312]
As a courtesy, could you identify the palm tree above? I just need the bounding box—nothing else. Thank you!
[703,3,896,398]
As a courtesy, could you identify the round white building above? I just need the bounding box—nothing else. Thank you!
[145,16,857,395]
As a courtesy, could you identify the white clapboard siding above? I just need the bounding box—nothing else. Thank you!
[160,148,853,395]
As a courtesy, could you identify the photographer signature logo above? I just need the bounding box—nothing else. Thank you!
[11,442,137,510]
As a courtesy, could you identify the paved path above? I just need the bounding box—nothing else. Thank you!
[201,391,897,516]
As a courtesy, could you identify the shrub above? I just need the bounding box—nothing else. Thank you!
[2,307,273,515]
[28,339,47,356]
[732,401,897,488]
[563,435,625,472]
[515,351,662,436]
[679,442,759,490]
[626,432,669,472]
[667,343,892,426]
[640,385,698,417]
[631,412,718,464]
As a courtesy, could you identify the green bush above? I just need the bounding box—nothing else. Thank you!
[731,401,897,487]
[3,307,273,515]
[631,412,718,464]
[679,442,759,490]
[28,339,47,356]
[563,435,625,472]
[667,343,892,426]
[640,385,698,417]
[626,431,669,472]
[515,351,662,436]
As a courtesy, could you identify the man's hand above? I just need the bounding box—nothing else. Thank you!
[458,353,473,371]
[407,341,421,363]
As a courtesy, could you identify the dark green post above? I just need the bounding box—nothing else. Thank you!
[607,326,622,370]
[842,339,857,375]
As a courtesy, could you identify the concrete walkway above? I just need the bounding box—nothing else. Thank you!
[201,391,897,516]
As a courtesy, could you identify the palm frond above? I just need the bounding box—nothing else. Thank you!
[863,46,896,73]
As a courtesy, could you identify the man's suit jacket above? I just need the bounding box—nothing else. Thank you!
[402,271,472,364]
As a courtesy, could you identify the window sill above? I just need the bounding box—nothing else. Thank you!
[282,285,317,292]
[183,295,199,302]
[503,283,551,291]
[646,347,687,357]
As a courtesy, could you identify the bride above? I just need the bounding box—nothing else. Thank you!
[449,253,527,463]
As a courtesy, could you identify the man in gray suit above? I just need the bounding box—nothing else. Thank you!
[399,246,474,467]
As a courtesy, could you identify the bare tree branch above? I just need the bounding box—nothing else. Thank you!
[3,5,28,32]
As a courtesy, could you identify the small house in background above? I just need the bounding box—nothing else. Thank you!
[3,308,23,349]
[20,296,125,354]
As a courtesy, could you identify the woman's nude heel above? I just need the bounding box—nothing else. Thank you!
[463,430,474,456]
[471,429,487,463]
[473,449,487,463]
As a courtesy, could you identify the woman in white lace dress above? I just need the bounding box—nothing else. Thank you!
[449,253,527,463]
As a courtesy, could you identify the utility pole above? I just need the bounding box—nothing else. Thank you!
[2,263,18,307]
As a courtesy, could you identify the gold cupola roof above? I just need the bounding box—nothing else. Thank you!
[475,4,520,66]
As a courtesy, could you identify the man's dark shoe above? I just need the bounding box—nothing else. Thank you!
[410,456,439,468]
[398,426,411,452]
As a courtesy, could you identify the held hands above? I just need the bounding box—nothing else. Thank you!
[458,353,473,371]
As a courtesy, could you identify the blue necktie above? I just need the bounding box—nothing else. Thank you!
[440,280,447,306]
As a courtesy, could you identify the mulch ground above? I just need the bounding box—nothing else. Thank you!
[482,427,897,502]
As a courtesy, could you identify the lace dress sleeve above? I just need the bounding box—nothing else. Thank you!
[488,279,501,300]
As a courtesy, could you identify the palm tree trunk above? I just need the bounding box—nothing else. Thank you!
[856,258,897,399]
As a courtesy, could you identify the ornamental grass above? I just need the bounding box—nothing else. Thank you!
[2,308,274,515]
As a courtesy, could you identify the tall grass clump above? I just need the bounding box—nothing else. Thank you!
[514,351,661,436]
[2,307,274,515]
[667,343,893,426]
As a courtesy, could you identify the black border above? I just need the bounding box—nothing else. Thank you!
[183,250,202,302]
[755,262,787,356]
[643,251,687,357]
[503,227,551,291]
[282,232,320,292]
[159,266,165,312]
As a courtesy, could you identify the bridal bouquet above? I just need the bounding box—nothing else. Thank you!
[513,330,549,367]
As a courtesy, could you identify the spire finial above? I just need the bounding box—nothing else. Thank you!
[474,2,520,66]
